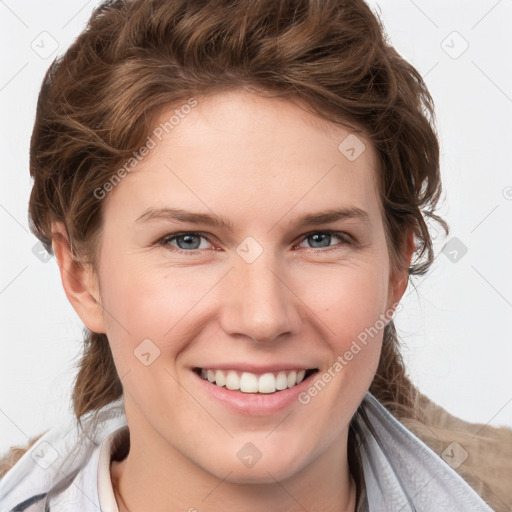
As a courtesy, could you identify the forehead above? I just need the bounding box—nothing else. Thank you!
[103,89,382,226]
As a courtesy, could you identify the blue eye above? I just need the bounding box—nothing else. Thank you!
[159,232,212,253]
[157,230,353,255]
[297,231,353,250]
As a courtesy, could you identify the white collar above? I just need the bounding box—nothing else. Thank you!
[97,426,129,512]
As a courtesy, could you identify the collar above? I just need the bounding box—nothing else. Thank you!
[97,426,129,512]
[0,392,494,511]
[355,392,494,511]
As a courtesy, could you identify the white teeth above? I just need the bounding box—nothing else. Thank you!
[215,369,226,387]
[225,370,240,390]
[275,371,288,390]
[198,368,313,394]
[240,372,259,393]
[258,373,276,393]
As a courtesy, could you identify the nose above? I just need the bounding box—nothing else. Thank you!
[219,252,301,344]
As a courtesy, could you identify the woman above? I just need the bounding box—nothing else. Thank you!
[0,0,510,510]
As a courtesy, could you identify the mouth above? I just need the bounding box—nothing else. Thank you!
[193,367,319,394]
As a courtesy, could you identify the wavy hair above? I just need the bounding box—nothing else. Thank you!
[4,0,453,507]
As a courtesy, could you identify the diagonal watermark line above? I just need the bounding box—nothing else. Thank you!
[118,368,132,382]
[0,0,29,28]
[29,462,102,512]
[471,265,512,309]
[470,396,512,438]
[422,61,439,79]
[265,265,337,336]
[61,0,94,29]
[265,410,293,438]
[0,406,30,439]
[472,61,512,105]
[407,0,439,29]
[0,203,30,233]
[96,302,132,337]
[470,204,499,233]
[201,471,233,502]
[0,62,29,92]
[68,476,102,511]
[405,273,431,298]
[471,0,504,30]
[163,267,233,337]
[266,163,337,234]
[163,367,234,438]
[0,265,28,296]
[266,471,311,511]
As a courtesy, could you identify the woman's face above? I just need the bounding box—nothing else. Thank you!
[86,89,406,483]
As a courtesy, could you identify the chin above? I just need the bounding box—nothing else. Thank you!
[197,447,308,485]
[223,464,303,485]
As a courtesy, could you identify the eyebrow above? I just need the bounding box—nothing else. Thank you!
[134,206,370,230]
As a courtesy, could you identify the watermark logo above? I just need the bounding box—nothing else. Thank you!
[237,442,263,468]
[503,186,512,200]
[441,31,469,60]
[236,236,264,264]
[441,441,468,469]
[31,31,59,60]
[298,302,402,405]
[31,441,59,469]
[338,134,366,161]
[32,241,52,263]
[134,338,161,366]
[93,97,198,200]
[442,236,468,264]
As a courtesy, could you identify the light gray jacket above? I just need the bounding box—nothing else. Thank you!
[0,392,497,511]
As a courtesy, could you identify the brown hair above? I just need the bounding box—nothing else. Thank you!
[7,0,451,504]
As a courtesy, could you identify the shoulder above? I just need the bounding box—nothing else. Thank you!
[0,433,49,511]
[0,400,127,512]
[0,432,48,479]
[401,391,512,512]
[0,425,98,512]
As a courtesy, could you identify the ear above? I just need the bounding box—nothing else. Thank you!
[387,228,416,312]
[51,222,106,334]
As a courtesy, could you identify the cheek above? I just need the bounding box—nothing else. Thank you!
[303,258,389,339]
[295,262,389,426]
[98,252,220,367]
[297,257,391,404]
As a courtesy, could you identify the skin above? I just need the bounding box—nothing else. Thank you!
[52,89,413,512]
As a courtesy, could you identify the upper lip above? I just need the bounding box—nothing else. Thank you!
[193,364,318,373]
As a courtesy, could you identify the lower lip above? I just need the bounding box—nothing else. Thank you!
[192,370,317,416]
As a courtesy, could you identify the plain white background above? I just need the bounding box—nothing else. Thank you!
[1,0,511,455]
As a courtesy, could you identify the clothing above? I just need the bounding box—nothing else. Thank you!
[0,391,497,512]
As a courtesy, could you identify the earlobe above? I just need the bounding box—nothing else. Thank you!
[51,222,106,334]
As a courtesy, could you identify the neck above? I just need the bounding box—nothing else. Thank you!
[110,434,357,512]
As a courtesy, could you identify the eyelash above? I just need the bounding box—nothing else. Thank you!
[157,230,355,256]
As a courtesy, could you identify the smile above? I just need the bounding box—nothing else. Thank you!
[194,367,319,394]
